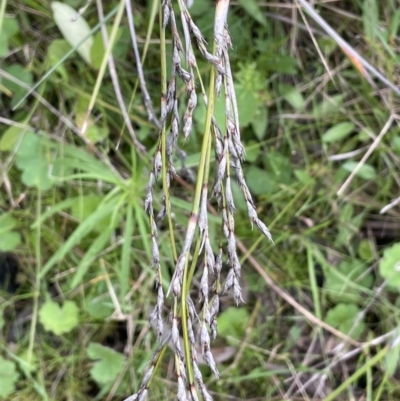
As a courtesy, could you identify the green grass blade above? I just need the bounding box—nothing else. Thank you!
[40,196,119,278]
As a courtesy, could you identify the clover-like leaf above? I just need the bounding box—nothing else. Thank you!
[15,131,54,190]
[325,303,365,339]
[379,243,400,288]
[87,343,125,385]
[39,300,79,335]
[0,356,19,397]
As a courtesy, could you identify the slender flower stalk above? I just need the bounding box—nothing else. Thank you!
[125,1,272,399]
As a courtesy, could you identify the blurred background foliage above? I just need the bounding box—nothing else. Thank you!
[1,0,400,400]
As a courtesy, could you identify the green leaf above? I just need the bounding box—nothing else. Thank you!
[70,225,114,289]
[236,84,260,127]
[0,213,17,233]
[217,307,249,339]
[262,54,298,74]
[52,2,93,65]
[322,122,355,143]
[237,0,267,27]
[363,0,379,41]
[392,135,400,156]
[47,39,71,79]
[1,64,34,109]
[0,356,19,397]
[325,303,365,339]
[384,335,400,377]
[358,239,373,260]
[379,243,400,288]
[0,17,19,57]
[86,300,114,320]
[0,231,21,252]
[90,27,124,70]
[40,196,119,278]
[15,132,55,190]
[0,122,28,151]
[278,84,305,110]
[341,161,376,180]
[17,350,38,374]
[251,107,268,140]
[390,9,400,39]
[0,214,21,252]
[87,342,125,385]
[39,300,79,335]
[246,166,274,196]
[324,259,373,302]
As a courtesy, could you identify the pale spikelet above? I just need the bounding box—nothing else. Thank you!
[193,361,213,401]
[187,310,195,345]
[144,172,155,214]
[223,269,243,305]
[169,254,186,297]
[200,265,209,302]
[137,389,148,401]
[162,0,170,28]
[209,295,219,339]
[141,366,154,390]
[211,134,227,207]
[222,207,229,239]
[156,203,167,223]
[183,83,197,140]
[177,376,188,401]
[153,150,162,179]
[200,322,219,377]
[178,359,188,383]
[149,273,164,339]
[198,186,208,235]
[205,238,215,272]
[151,235,159,265]
[166,78,176,116]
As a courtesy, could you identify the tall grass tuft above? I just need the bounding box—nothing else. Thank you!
[124,1,272,400]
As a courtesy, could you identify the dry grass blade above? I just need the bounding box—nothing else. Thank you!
[295,0,400,96]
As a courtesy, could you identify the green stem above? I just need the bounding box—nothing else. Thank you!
[28,188,41,365]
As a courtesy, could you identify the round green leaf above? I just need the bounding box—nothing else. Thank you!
[0,357,19,397]
[325,303,365,339]
[39,300,79,335]
[379,243,400,288]
[87,343,125,385]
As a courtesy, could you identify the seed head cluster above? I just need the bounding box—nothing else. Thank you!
[126,1,272,400]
